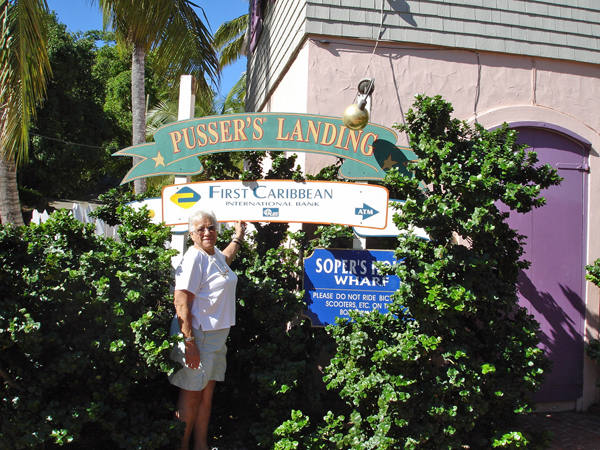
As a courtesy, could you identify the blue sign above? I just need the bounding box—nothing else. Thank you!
[303,248,400,326]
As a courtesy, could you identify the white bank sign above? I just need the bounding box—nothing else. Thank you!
[162,180,389,229]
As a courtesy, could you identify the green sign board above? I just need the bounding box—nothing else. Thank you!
[114,113,416,183]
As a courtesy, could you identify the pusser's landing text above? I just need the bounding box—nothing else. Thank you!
[168,116,379,157]
[114,112,417,184]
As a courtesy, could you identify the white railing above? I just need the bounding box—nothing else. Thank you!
[30,202,120,240]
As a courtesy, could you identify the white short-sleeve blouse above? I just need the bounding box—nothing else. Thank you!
[174,246,238,331]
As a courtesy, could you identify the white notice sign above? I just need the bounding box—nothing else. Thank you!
[162,180,389,229]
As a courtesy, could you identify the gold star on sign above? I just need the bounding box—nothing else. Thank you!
[382,154,399,170]
[152,151,165,167]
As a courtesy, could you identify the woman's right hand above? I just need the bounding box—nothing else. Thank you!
[174,289,200,369]
[184,341,200,369]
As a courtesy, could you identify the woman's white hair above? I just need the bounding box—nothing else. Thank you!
[188,210,219,234]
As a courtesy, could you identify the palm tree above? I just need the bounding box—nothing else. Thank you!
[213,12,248,69]
[95,0,220,194]
[0,0,51,225]
[141,8,249,193]
[214,12,248,114]
[146,92,218,139]
[220,72,246,115]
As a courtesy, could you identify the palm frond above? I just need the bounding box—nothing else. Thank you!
[146,100,178,138]
[221,72,246,115]
[96,0,220,89]
[214,13,249,68]
[146,90,219,138]
[0,0,51,166]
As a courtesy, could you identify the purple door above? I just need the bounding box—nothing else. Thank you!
[506,126,588,403]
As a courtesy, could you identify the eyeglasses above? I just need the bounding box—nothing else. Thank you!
[194,226,217,234]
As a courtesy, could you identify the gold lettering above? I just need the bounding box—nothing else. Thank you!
[232,119,248,141]
[320,123,336,146]
[169,131,183,154]
[335,126,348,149]
[253,117,265,140]
[208,122,219,145]
[343,129,363,153]
[305,120,322,143]
[219,120,233,143]
[182,126,196,150]
[290,119,306,142]
[276,118,289,140]
[196,124,208,147]
[360,132,378,157]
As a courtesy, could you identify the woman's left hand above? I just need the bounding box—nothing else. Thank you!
[234,220,246,240]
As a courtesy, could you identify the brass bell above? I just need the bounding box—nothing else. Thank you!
[342,78,375,131]
[342,99,369,131]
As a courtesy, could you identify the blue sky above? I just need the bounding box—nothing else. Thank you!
[46,0,249,98]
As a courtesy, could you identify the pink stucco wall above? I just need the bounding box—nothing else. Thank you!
[262,36,600,410]
[302,39,600,138]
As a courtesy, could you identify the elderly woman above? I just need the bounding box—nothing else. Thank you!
[169,210,245,450]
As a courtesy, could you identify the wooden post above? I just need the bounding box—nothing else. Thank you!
[170,75,196,267]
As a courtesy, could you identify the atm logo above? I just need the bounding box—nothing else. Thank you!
[170,187,201,209]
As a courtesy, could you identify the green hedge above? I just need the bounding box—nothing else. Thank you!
[1,152,336,449]
[0,206,180,449]
[273,95,560,449]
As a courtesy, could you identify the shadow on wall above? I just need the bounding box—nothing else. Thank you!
[518,270,585,403]
[388,0,418,27]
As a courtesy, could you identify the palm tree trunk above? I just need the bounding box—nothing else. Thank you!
[132,43,147,194]
[0,155,25,226]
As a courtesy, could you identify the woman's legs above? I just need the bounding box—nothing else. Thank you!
[175,381,217,450]
[192,380,216,450]
[176,388,204,450]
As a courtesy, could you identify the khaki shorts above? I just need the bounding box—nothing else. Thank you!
[168,316,230,391]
